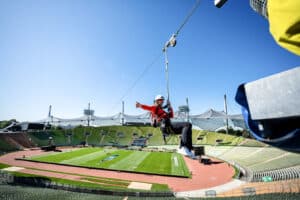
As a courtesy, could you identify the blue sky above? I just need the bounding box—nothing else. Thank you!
[0,0,299,121]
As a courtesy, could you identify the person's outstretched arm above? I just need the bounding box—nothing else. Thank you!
[136,102,155,112]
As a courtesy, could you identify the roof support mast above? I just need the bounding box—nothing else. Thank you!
[224,94,229,134]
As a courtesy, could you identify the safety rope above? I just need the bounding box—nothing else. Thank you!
[111,0,201,115]
[163,0,201,102]
[109,53,162,115]
[164,49,170,101]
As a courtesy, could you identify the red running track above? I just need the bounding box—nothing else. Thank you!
[0,149,234,192]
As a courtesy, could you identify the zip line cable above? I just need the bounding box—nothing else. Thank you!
[175,0,201,36]
[163,0,201,101]
[110,0,201,115]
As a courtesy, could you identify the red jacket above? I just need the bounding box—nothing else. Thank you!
[140,104,174,122]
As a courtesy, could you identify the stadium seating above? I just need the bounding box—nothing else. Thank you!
[252,166,300,182]
[204,145,300,182]
[1,125,300,183]
[131,137,148,147]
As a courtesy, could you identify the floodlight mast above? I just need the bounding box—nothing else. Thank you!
[84,103,94,127]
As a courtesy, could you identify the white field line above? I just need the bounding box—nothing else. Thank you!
[173,156,179,167]
[109,151,150,171]
[61,149,111,165]
[248,152,291,168]
[243,147,265,158]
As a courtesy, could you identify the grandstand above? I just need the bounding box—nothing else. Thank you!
[0,132,36,152]
[251,166,300,182]
[131,137,148,147]
[203,145,300,182]
[2,126,299,178]
[0,124,299,198]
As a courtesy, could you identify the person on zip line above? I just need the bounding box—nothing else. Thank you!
[136,95,194,157]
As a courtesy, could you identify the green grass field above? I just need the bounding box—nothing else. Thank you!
[27,147,190,177]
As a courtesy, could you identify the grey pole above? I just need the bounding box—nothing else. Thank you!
[122,101,125,125]
[186,97,190,122]
[48,105,52,118]
[88,103,90,127]
[224,94,229,134]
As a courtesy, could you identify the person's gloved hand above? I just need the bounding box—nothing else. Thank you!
[136,102,141,108]
[166,100,172,111]
[166,100,171,106]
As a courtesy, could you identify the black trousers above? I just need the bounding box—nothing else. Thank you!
[160,120,193,151]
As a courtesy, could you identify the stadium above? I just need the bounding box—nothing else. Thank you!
[1,0,300,199]
[0,107,300,199]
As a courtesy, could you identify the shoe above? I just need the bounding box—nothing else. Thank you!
[177,146,196,159]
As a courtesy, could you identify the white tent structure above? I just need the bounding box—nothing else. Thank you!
[189,109,246,131]
[36,108,246,131]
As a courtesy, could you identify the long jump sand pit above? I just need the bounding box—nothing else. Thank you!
[128,182,152,190]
